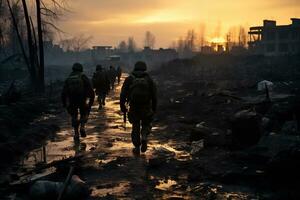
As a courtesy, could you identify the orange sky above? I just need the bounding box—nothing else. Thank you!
[58,0,300,48]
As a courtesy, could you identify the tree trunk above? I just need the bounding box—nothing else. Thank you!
[36,0,45,92]
[21,0,38,88]
[6,0,32,78]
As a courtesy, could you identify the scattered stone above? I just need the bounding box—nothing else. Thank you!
[191,140,204,155]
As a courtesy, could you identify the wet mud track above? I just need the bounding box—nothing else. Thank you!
[6,76,193,199]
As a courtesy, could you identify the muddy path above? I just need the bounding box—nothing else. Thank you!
[4,75,195,199]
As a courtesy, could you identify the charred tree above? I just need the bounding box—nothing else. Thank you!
[36,0,45,92]
[6,0,31,76]
[21,0,38,87]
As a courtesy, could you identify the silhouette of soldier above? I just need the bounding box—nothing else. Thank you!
[62,63,95,140]
[120,61,157,153]
[117,66,122,84]
[92,65,110,110]
[108,66,117,90]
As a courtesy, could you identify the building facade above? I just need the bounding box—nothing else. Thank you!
[248,18,300,56]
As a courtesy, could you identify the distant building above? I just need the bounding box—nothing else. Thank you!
[201,46,214,54]
[91,46,114,62]
[248,18,300,56]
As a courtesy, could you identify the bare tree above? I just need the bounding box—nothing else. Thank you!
[60,34,92,52]
[117,40,127,53]
[199,23,206,48]
[176,37,185,53]
[144,31,155,49]
[238,26,247,47]
[127,37,137,52]
[185,29,197,52]
[226,26,238,50]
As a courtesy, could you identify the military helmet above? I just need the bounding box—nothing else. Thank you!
[134,61,147,71]
[72,63,83,72]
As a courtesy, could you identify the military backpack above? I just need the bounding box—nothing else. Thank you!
[129,74,151,105]
[66,73,84,97]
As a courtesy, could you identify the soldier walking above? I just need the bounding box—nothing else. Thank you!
[108,66,117,90]
[92,65,110,110]
[120,61,157,153]
[117,66,122,84]
[61,63,95,141]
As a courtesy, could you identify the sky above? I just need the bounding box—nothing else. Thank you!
[58,0,300,48]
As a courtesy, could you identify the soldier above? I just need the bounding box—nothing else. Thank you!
[61,63,95,141]
[120,61,157,153]
[92,65,110,110]
[117,66,122,84]
[108,66,117,90]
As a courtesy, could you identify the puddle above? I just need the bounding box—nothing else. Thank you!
[91,182,130,197]
[155,179,177,191]
[5,74,192,199]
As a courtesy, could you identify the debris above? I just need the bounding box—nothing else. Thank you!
[257,80,273,91]
[29,175,89,200]
[190,140,204,155]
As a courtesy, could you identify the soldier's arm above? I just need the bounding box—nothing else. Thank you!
[120,77,132,112]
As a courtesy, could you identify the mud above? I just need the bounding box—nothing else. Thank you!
[1,72,299,199]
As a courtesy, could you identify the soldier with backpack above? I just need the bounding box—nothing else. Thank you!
[92,65,110,110]
[61,63,95,141]
[108,66,117,90]
[120,61,157,153]
[117,66,122,84]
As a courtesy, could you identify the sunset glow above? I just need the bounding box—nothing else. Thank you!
[58,0,300,48]
[210,37,226,44]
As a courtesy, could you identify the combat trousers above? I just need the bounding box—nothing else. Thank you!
[128,106,153,147]
[67,103,89,131]
[97,93,106,106]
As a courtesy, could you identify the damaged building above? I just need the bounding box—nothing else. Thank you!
[248,18,300,56]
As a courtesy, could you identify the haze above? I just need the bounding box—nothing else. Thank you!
[59,0,300,48]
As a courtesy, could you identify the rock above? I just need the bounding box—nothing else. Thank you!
[231,109,262,148]
[190,140,204,155]
[190,124,226,146]
[148,147,176,169]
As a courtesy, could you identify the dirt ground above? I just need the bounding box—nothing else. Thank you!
[1,72,300,200]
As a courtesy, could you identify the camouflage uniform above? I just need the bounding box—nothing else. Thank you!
[120,62,157,152]
[61,63,95,139]
[92,65,110,109]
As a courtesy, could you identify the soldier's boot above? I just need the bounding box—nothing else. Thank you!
[131,122,141,154]
[74,129,80,141]
[98,96,103,110]
[72,118,80,141]
[80,123,87,138]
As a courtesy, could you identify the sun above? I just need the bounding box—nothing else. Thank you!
[210,37,226,44]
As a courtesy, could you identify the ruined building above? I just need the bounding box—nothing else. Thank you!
[248,18,300,56]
